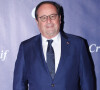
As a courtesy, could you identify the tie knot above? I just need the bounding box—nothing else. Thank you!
[47,40,53,45]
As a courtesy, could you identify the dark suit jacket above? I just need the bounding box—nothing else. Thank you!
[13,32,96,90]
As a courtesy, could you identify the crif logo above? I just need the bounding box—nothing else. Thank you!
[0,50,9,61]
[89,44,100,53]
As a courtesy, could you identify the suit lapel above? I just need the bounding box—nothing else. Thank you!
[36,34,53,79]
[54,32,71,80]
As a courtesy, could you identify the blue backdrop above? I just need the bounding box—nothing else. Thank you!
[0,0,100,90]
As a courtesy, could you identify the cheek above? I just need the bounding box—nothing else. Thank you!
[54,19,61,25]
[38,23,46,32]
[54,21,60,28]
[38,22,46,28]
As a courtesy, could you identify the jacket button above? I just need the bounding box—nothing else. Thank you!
[51,84,55,87]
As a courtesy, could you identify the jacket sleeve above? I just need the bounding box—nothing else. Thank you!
[79,40,96,90]
[13,43,28,90]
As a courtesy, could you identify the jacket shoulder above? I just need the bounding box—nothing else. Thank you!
[62,32,85,40]
[67,33,85,41]
[21,34,41,48]
[62,32,86,45]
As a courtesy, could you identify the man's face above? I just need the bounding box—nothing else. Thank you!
[36,4,61,39]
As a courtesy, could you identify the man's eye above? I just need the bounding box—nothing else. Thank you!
[42,16,46,19]
[51,15,55,18]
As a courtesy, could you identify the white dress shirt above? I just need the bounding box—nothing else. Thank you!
[41,33,61,73]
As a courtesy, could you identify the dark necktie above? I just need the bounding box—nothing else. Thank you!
[46,40,55,79]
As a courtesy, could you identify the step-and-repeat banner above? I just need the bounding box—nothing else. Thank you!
[0,0,100,90]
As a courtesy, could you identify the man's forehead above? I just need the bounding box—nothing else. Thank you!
[37,4,57,16]
[37,3,57,12]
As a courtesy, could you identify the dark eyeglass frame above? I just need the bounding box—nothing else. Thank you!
[39,14,58,22]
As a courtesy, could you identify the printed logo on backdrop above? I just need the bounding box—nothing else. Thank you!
[31,7,36,19]
[89,44,100,53]
[0,50,9,61]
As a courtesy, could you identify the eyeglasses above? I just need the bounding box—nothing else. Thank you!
[39,14,58,22]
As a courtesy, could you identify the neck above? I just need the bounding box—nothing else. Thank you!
[43,33,59,39]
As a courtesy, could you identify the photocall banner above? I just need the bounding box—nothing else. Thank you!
[0,0,100,90]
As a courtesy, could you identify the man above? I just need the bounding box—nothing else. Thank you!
[13,1,96,90]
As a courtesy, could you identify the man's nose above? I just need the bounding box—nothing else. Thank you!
[46,16,52,23]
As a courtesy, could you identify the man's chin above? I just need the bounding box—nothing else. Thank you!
[46,32,57,37]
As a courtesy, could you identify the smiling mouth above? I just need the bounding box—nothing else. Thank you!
[46,25,54,28]
[47,26,53,28]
